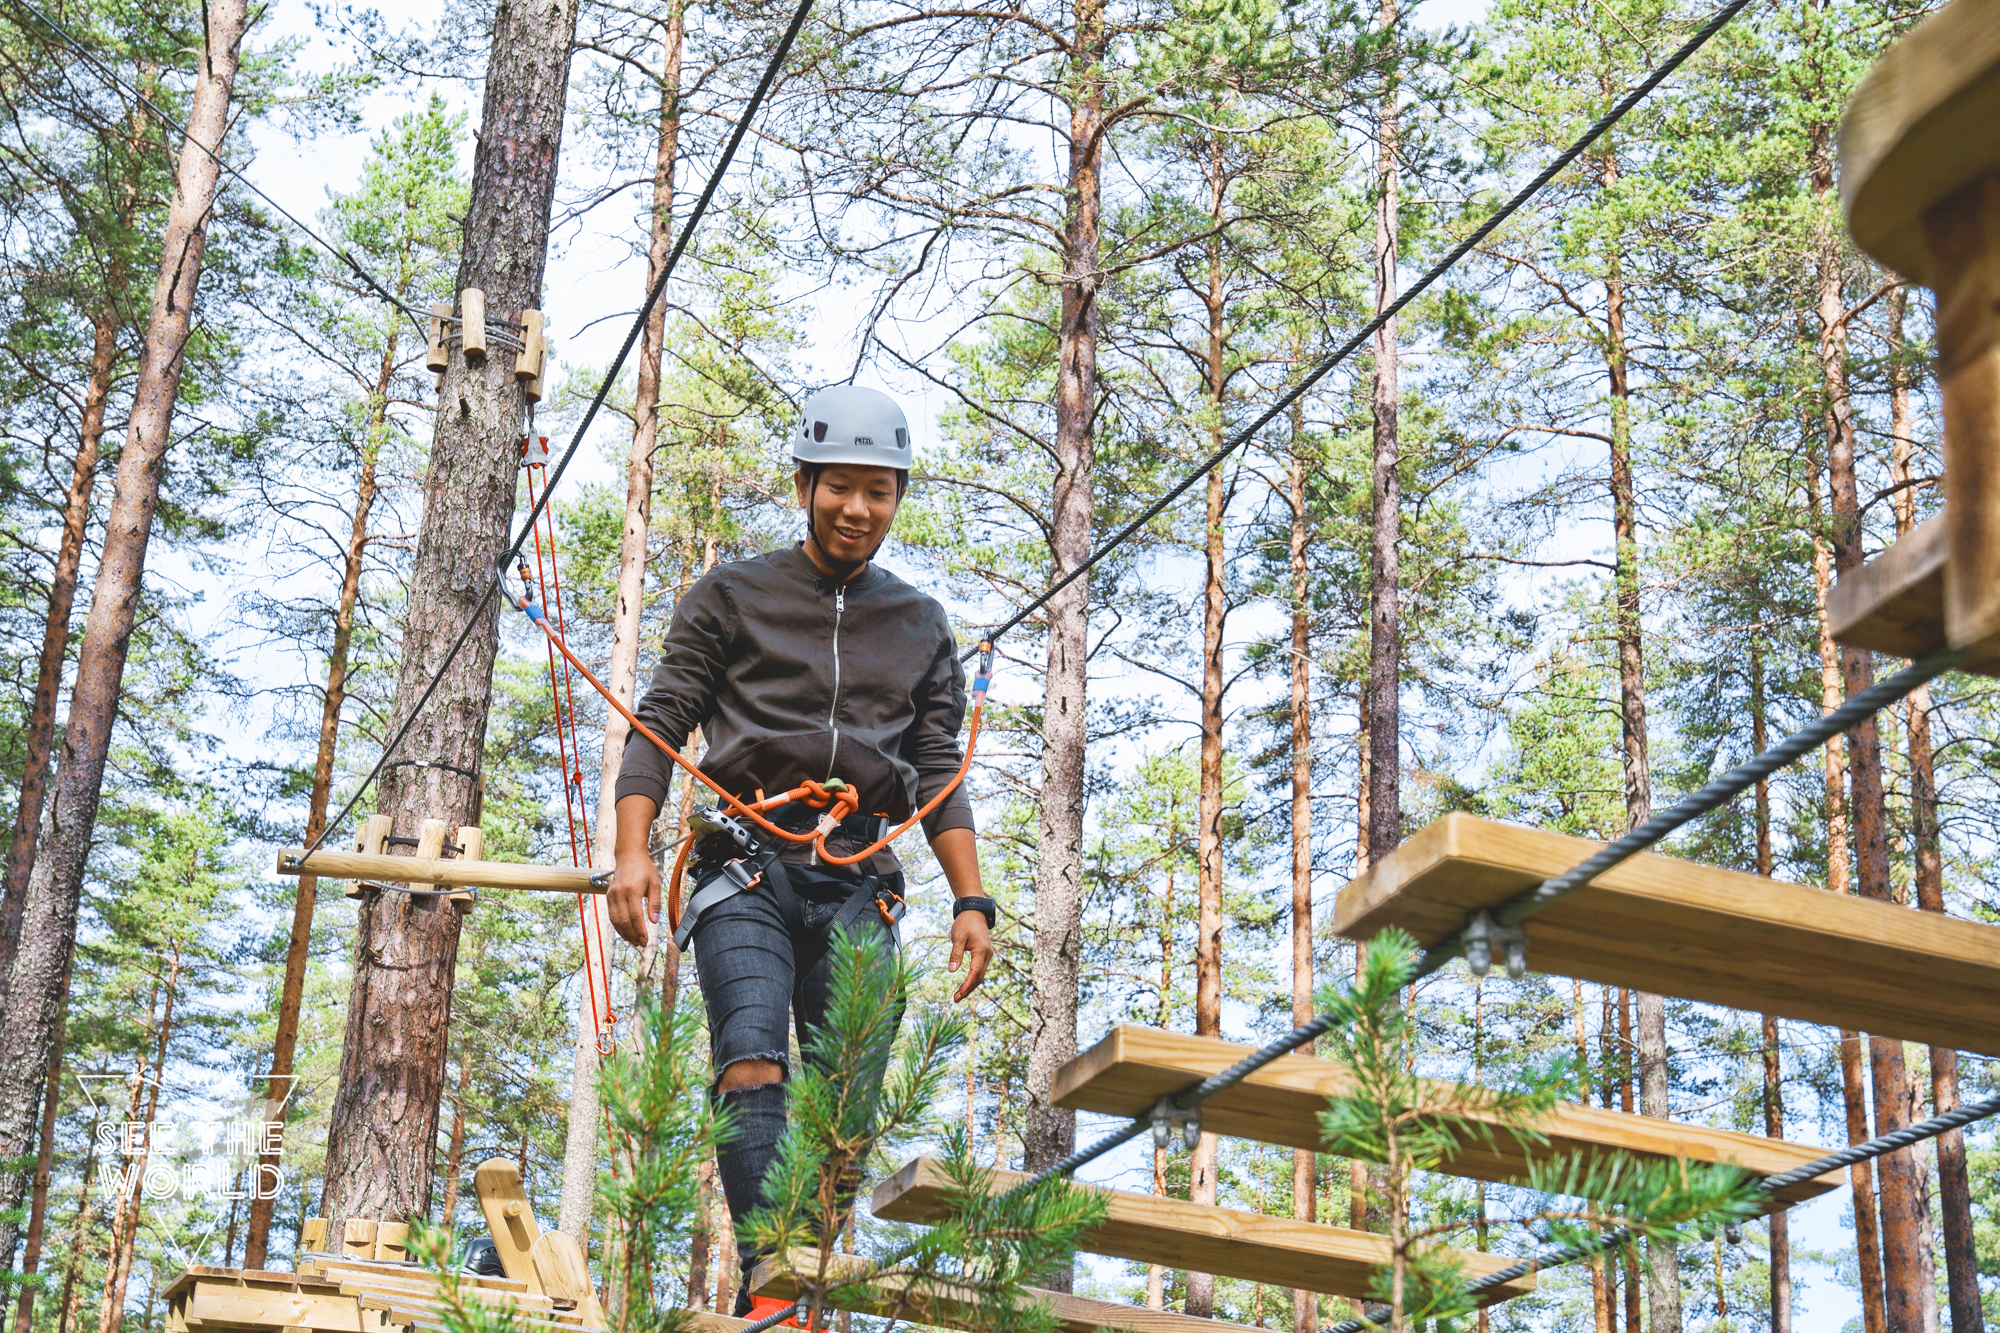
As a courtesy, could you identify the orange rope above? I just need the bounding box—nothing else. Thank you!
[504,580,988,936]
[523,452,616,1048]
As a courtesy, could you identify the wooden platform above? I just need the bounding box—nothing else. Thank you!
[749,1249,1272,1333]
[871,1156,1532,1303]
[164,1268,369,1333]
[1053,1026,1839,1208]
[1335,813,2000,1057]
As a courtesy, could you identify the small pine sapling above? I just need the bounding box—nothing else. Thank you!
[595,991,734,1333]
[742,929,1106,1333]
[406,1222,532,1333]
[1319,931,1765,1333]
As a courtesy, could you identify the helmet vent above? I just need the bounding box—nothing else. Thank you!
[813,421,828,442]
[895,428,909,450]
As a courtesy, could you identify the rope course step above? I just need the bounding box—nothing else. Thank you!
[871,1156,1536,1303]
[1336,812,2000,1056]
[1050,1027,1840,1210]
[746,1248,1274,1333]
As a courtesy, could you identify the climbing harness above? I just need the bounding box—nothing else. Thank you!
[498,550,992,952]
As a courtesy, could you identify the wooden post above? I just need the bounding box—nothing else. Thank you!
[459,289,487,363]
[345,815,394,900]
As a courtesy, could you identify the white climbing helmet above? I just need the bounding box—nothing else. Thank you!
[791,385,914,470]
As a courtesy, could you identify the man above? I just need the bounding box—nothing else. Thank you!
[605,384,994,1315]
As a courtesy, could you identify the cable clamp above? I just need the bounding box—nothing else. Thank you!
[1462,909,1527,980]
[1150,1098,1200,1152]
[689,807,760,855]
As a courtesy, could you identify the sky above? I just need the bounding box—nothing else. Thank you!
[200,0,1886,1327]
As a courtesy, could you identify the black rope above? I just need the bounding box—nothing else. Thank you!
[1317,1092,2000,1333]
[956,0,1757,662]
[305,0,817,853]
[12,0,435,340]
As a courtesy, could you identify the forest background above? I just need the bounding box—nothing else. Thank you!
[0,0,1992,1329]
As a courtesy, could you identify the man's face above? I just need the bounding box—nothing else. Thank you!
[796,464,901,565]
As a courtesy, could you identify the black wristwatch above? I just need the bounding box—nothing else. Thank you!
[952,896,996,929]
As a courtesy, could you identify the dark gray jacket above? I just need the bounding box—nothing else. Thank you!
[615,544,974,871]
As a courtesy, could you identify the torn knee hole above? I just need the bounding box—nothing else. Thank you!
[718,1058,785,1091]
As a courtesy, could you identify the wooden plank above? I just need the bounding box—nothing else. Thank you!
[1053,1026,1839,1208]
[281,849,599,896]
[309,1261,529,1298]
[301,1219,329,1253]
[474,1158,547,1294]
[450,827,483,908]
[345,816,395,899]
[750,1250,1270,1333]
[163,1270,345,1306]
[343,1220,378,1260]
[677,1316,751,1333]
[1840,0,2000,286]
[870,1156,1533,1303]
[1335,813,2000,1057]
[529,1233,607,1327]
[1828,514,1953,659]
[183,1279,364,1331]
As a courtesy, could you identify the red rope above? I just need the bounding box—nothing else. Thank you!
[523,449,616,1050]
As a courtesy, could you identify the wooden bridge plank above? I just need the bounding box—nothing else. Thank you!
[1335,813,2000,1056]
[750,1250,1269,1333]
[870,1156,1532,1303]
[1053,1026,1839,1208]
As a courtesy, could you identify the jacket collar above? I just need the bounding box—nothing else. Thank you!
[777,542,883,595]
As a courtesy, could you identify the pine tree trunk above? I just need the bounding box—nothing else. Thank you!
[10,948,71,1333]
[440,1058,472,1225]
[0,0,249,1258]
[53,1109,101,1333]
[1365,0,1400,865]
[1186,161,1230,1322]
[246,339,392,1268]
[1808,458,1889,1333]
[1746,638,1791,1333]
[568,7,682,1236]
[1287,425,1315,1333]
[1818,217,1930,1333]
[0,309,111,991]
[1882,285,1978,1333]
[322,0,579,1226]
[102,955,180,1333]
[1023,0,1104,1197]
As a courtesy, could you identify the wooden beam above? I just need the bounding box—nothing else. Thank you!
[1839,0,2000,287]
[475,1158,548,1294]
[1841,0,2000,653]
[1336,813,2000,1057]
[280,849,600,895]
[870,1156,1533,1303]
[750,1250,1271,1333]
[1053,1025,1839,1208]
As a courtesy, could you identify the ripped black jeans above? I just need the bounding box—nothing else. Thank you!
[693,861,901,1309]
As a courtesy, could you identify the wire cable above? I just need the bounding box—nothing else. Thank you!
[957,0,1757,662]
[305,0,817,852]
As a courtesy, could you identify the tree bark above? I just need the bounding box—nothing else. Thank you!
[53,1104,101,1333]
[1365,0,1400,865]
[322,0,579,1225]
[1287,418,1315,1333]
[1023,0,1105,1203]
[0,0,249,1260]
[0,309,112,993]
[440,1056,473,1226]
[567,2,683,1239]
[11,947,72,1333]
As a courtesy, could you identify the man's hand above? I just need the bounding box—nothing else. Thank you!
[948,909,993,1002]
[608,793,665,947]
[607,849,663,947]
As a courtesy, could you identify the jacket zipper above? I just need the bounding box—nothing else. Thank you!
[826,585,844,778]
